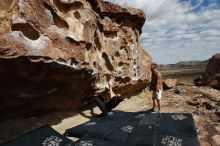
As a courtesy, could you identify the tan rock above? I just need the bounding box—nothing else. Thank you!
[0,0,151,118]
[215,125,220,133]
[200,130,209,137]
[193,115,200,124]
[200,141,211,146]
[212,135,220,146]
[163,78,177,89]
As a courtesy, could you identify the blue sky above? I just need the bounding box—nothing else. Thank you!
[106,0,220,64]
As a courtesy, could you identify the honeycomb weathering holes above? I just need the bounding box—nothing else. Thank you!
[11,23,40,40]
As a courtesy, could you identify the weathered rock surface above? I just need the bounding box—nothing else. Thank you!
[163,78,177,90]
[212,135,220,146]
[206,53,220,78]
[0,0,151,119]
[194,54,220,87]
[205,54,220,90]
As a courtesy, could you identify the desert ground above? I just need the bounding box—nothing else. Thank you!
[0,68,220,146]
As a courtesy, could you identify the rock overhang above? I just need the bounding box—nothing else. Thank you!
[0,0,151,118]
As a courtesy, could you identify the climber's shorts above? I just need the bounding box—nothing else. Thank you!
[152,90,162,100]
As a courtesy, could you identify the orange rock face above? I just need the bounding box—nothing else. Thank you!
[0,0,151,118]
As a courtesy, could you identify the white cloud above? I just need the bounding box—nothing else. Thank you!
[106,0,220,64]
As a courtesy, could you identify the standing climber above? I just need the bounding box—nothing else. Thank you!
[150,63,163,112]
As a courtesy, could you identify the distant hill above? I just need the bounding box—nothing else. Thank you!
[158,60,208,70]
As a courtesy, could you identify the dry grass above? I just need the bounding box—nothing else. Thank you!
[133,89,152,99]
[161,68,204,83]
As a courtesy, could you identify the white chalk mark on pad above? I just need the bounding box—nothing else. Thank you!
[85,122,96,126]
[161,135,182,146]
[121,125,134,133]
[171,114,187,121]
[79,141,93,146]
[134,113,145,119]
[42,135,62,146]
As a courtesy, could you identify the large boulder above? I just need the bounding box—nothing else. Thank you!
[206,53,220,78]
[203,53,220,89]
[0,0,151,118]
[214,74,220,82]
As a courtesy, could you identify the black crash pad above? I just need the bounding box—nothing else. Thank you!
[74,136,131,146]
[1,126,74,146]
[157,113,197,137]
[127,124,156,146]
[156,122,197,137]
[99,111,136,122]
[84,121,121,139]
[159,113,194,125]
[155,134,200,146]
[65,119,122,138]
[106,121,138,143]
[138,113,161,125]
[64,111,136,138]
[65,112,199,146]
